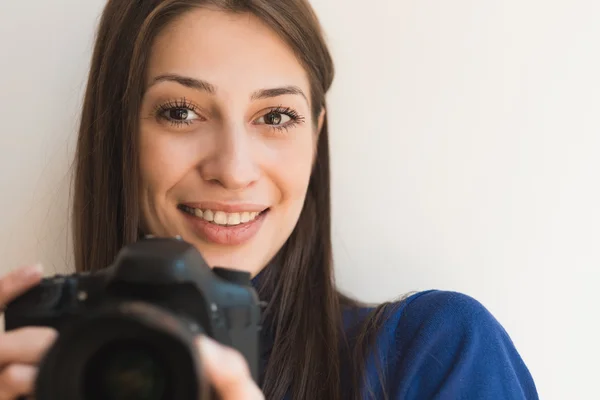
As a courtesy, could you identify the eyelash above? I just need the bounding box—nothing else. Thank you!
[153,99,305,131]
[262,105,305,132]
[154,98,200,127]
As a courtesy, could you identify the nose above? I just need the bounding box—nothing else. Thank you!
[198,122,261,191]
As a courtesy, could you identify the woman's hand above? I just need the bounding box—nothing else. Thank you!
[196,336,264,400]
[0,265,57,400]
[0,265,263,399]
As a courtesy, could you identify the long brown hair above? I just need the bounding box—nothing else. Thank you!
[72,1,391,399]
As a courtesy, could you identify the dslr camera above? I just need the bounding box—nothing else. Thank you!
[4,237,261,400]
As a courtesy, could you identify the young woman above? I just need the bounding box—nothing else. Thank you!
[0,1,538,399]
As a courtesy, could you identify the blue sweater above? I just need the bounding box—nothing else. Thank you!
[343,290,538,399]
[254,277,538,399]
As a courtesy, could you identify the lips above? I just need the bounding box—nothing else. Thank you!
[178,204,269,246]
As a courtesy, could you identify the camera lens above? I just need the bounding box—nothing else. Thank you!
[84,339,169,400]
[33,302,206,400]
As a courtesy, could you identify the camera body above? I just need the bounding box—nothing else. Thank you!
[4,237,261,400]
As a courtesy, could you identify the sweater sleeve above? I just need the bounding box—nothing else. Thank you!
[383,290,538,400]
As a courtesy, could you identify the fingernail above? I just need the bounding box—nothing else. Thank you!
[22,263,43,278]
[197,336,220,360]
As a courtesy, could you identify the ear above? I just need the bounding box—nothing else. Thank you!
[316,107,326,136]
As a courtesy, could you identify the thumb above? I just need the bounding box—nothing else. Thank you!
[196,336,264,400]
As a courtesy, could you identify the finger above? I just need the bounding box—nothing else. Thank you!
[0,364,36,400]
[196,336,264,400]
[0,265,43,306]
[0,328,57,368]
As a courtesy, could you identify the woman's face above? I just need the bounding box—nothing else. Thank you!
[138,8,320,276]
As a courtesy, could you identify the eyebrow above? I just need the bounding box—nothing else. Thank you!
[149,73,308,104]
[250,86,308,104]
[150,74,216,93]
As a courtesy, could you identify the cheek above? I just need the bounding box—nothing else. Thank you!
[270,134,315,203]
[138,130,195,193]
[138,129,201,233]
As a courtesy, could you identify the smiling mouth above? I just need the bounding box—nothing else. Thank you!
[178,204,269,227]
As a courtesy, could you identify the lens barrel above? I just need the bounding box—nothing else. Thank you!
[34,302,207,400]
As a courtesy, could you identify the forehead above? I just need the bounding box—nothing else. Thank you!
[147,8,310,99]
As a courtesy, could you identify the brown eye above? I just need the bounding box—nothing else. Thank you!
[170,108,189,120]
[265,112,282,125]
[160,107,200,125]
[257,111,291,126]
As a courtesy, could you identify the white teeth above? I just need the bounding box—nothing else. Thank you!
[213,211,228,225]
[240,212,251,223]
[183,206,264,226]
[203,209,214,222]
[227,213,241,225]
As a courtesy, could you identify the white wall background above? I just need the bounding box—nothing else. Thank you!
[0,0,598,398]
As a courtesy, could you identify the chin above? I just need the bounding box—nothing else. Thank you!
[180,236,266,276]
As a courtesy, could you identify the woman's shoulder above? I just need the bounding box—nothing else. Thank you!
[345,289,501,336]
[389,289,500,334]
[345,290,539,399]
